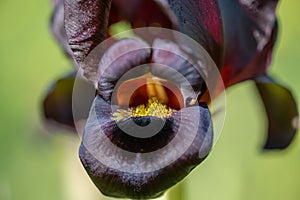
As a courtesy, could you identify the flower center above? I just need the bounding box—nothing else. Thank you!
[112,97,176,121]
[111,73,183,121]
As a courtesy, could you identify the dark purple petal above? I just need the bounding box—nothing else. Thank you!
[219,0,278,86]
[43,71,76,129]
[79,96,213,199]
[255,77,298,149]
[43,71,94,130]
[167,0,224,68]
[50,0,73,59]
[64,0,112,79]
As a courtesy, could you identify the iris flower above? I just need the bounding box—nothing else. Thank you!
[43,0,298,199]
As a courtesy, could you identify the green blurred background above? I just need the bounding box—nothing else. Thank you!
[0,0,299,200]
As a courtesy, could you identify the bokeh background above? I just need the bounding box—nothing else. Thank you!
[0,0,299,200]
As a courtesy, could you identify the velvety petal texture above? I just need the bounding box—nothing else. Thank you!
[77,37,214,198]
[80,96,213,199]
[64,0,112,79]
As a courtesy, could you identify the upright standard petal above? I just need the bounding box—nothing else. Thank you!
[219,0,279,86]
[50,0,73,58]
[110,0,174,29]
[167,0,224,68]
[64,0,112,80]
[151,39,205,94]
[97,38,151,101]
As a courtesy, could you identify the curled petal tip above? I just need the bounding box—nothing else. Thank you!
[255,78,298,150]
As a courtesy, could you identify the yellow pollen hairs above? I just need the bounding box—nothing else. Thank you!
[112,97,176,121]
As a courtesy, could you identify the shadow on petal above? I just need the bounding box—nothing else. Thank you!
[79,95,213,199]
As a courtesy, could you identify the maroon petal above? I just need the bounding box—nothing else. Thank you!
[97,38,151,102]
[219,0,279,86]
[255,77,298,149]
[167,0,224,68]
[64,0,112,79]
[109,0,174,29]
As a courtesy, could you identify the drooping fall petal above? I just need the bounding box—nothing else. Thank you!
[80,96,213,199]
[255,77,298,149]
